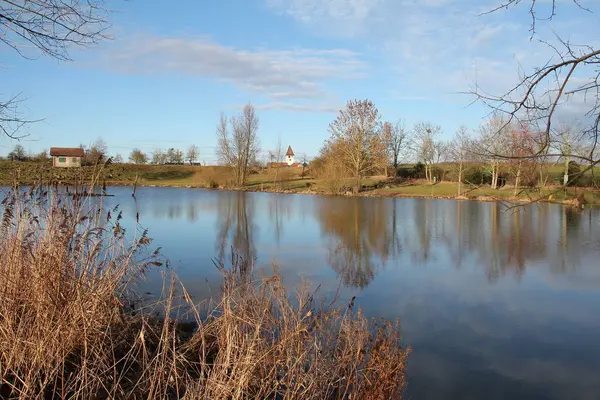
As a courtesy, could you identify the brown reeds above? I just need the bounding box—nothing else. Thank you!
[0,186,409,399]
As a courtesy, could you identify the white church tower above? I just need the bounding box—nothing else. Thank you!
[286,145,295,166]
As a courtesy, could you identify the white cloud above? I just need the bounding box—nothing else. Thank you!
[265,0,598,113]
[254,102,339,112]
[103,34,365,103]
[267,0,384,36]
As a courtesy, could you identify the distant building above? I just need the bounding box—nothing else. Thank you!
[286,145,295,166]
[50,147,84,167]
[267,145,304,168]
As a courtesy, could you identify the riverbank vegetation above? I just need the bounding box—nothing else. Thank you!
[1,159,599,205]
[0,187,409,399]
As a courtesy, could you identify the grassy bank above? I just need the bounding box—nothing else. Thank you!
[1,160,599,206]
[0,187,409,399]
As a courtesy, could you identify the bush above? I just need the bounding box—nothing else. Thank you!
[141,169,193,180]
[412,162,425,179]
[568,161,581,186]
[463,166,491,185]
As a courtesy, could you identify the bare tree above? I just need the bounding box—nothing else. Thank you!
[300,153,309,178]
[165,148,183,164]
[113,153,123,163]
[129,149,148,164]
[413,122,442,183]
[84,138,108,165]
[1,1,110,138]
[386,119,407,172]
[7,144,27,161]
[268,135,285,187]
[449,126,472,196]
[216,104,260,186]
[152,149,167,165]
[552,122,588,186]
[186,145,200,165]
[473,1,600,184]
[475,114,510,189]
[325,99,387,193]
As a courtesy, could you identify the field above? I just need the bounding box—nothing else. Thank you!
[1,160,599,205]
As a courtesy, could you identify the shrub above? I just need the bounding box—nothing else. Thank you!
[568,161,581,186]
[463,166,491,185]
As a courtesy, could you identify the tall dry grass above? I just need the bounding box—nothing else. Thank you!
[0,186,409,399]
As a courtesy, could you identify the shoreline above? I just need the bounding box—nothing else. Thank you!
[100,181,596,208]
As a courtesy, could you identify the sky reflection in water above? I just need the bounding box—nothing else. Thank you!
[101,187,600,400]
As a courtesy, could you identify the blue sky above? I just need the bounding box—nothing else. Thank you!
[2,0,598,162]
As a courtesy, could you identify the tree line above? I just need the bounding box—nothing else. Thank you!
[311,99,600,194]
[2,140,203,166]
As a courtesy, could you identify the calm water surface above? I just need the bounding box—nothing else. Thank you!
[101,187,600,400]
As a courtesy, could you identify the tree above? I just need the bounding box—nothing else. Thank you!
[31,149,49,162]
[473,1,600,188]
[165,148,183,164]
[85,138,108,165]
[413,122,442,183]
[152,149,167,165]
[507,122,536,196]
[449,126,472,196]
[476,114,510,189]
[268,136,285,187]
[1,1,110,138]
[552,122,588,186]
[216,104,260,186]
[129,149,148,164]
[186,145,199,165]
[325,99,387,193]
[113,154,124,163]
[7,144,27,161]
[386,119,407,172]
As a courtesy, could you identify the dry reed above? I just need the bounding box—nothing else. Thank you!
[0,186,409,399]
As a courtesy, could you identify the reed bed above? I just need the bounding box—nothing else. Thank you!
[0,186,409,399]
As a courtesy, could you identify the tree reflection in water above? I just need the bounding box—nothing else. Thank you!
[214,191,257,266]
[317,197,400,288]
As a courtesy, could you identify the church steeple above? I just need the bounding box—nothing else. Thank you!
[286,146,295,166]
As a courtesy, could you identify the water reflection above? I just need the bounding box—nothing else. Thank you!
[135,190,599,288]
[317,197,400,288]
[214,191,257,264]
[95,187,600,400]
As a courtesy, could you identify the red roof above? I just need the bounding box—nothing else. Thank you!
[286,146,294,156]
[50,147,84,157]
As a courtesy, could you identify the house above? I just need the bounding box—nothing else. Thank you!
[50,147,84,167]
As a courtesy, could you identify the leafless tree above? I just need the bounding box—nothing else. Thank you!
[84,138,108,165]
[473,0,600,181]
[552,122,589,185]
[449,126,472,195]
[412,122,442,183]
[152,149,167,165]
[165,148,183,164]
[325,99,387,193]
[475,114,510,189]
[216,104,260,186]
[186,145,200,165]
[268,135,285,187]
[129,148,148,164]
[386,119,407,172]
[1,0,111,138]
[300,153,309,178]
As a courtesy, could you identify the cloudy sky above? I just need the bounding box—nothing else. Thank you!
[2,0,598,161]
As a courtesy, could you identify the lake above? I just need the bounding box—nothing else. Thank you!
[100,187,600,399]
